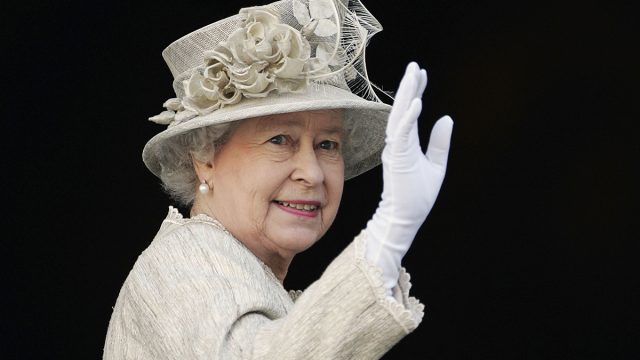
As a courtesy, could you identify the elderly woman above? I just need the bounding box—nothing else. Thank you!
[104,0,453,358]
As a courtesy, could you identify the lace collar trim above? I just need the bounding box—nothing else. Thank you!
[165,206,229,234]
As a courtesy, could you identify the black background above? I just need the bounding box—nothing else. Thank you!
[2,0,638,358]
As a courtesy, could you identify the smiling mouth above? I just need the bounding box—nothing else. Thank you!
[273,200,319,212]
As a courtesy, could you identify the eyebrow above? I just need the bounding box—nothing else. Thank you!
[255,118,345,137]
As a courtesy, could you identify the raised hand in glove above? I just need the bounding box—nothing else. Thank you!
[365,62,454,294]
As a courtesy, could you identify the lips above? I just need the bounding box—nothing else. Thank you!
[273,200,322,217]
[274,200,319,211]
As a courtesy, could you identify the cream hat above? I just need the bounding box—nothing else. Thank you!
[142,0,391,180]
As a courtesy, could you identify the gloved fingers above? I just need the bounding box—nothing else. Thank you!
[395,62,420,104]
[424,115,454,168]
[395,98,422,143]
[388,63,420,133]
[417,69,428,99]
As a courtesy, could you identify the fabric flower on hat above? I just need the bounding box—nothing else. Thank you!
[222,8,312,98]
[293,0,338,37]
[150,4,336,127]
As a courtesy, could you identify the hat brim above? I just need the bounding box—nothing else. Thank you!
[142,85,391,180]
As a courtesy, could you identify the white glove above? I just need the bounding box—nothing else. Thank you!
[365,62,453,295]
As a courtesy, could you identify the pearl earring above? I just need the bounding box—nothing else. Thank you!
[198,180,210,194]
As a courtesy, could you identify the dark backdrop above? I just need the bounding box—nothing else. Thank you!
[2,0,637,358]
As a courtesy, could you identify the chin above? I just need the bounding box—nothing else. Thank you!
[276,230,322,254]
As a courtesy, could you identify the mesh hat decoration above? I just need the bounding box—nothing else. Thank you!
[142,0,392,180]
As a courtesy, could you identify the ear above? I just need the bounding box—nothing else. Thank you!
[192,153,215,184]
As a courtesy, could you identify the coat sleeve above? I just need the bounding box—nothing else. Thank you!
[245,230,424,359]
[103,223,423,360]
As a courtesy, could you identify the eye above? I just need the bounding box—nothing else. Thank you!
[318,140,339,151]
[268,135,287,145]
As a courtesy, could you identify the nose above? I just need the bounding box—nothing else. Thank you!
[291,143,324,186]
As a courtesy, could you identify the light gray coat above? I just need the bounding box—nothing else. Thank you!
[104,207,423,359]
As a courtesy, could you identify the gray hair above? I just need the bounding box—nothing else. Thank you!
[156,122,237,207]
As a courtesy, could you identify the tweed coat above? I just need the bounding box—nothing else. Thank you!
[104,207,424,359]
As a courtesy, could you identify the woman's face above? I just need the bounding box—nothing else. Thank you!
[203,110,345,260]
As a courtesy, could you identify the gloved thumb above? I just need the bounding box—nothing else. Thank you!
[425,115,454,168]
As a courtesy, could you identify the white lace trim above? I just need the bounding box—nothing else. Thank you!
[166,205,183,221]
[165,206,229,234]
[353,230,424,333]
[288,289,304,302]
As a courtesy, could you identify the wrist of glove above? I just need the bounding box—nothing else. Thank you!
[364,62,453,295]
